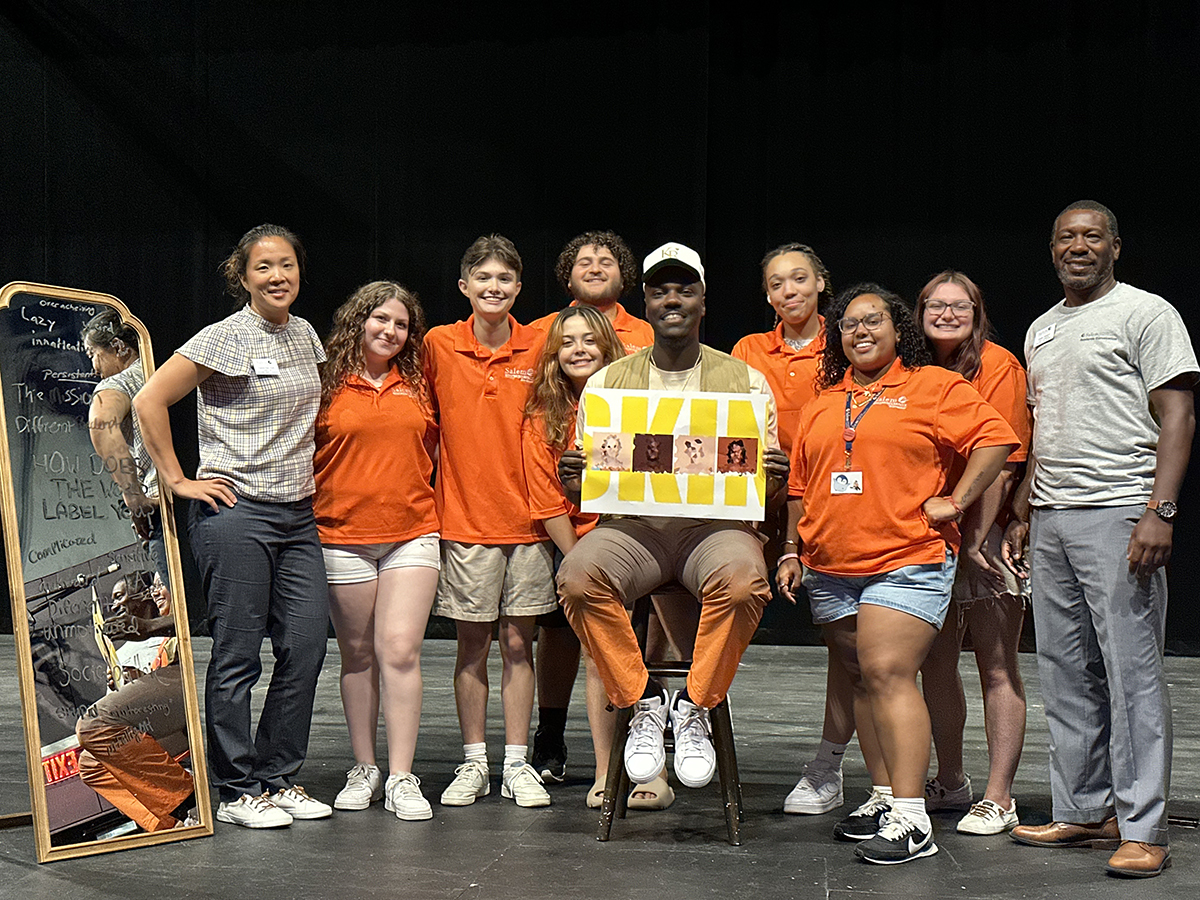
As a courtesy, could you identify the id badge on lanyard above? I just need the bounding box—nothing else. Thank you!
[837,388,883,495]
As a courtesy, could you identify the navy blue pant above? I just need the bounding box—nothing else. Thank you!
[189,497,329,802]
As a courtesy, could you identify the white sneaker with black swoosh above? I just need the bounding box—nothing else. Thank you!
[855,809,938,865]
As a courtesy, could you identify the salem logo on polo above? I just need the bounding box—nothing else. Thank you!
[504,367,535,383]
[877,395,908,410]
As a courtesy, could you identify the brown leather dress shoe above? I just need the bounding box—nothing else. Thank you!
[1106,841,1170,877]
[1011,816,1120,848]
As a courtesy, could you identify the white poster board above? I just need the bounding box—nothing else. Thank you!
[580,388,768,521]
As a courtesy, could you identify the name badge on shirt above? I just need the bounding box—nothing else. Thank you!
[252,357,280,376]
[831,471,863,495]
[1033,323,1056,348]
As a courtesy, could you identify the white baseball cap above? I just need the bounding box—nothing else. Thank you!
[642,242,705,286]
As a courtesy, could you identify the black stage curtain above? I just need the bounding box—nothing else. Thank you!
[2,1,1197,649]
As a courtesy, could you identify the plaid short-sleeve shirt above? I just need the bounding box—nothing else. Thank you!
[178,307,326,502]
[94,363,159,500]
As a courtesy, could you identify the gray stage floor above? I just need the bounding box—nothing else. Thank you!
[1,637,1197,898]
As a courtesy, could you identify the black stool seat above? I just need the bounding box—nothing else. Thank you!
[597,588,744,845]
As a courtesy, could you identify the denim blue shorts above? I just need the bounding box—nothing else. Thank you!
[802,550,957,629]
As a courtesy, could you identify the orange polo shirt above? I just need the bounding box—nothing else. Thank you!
[521,409,598,539]
[969,341,1030,465]
[529,301,654,354]
[313,370,439,544]
[732,320,825,453]
[424,315,547,544]
[790,357,1019,575]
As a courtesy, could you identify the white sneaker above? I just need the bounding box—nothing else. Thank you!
[385,773,433,820]
[270,786,333,819]
[784,764,844,814]
[501,762,551,808]
[334,763,383,811]
[216,793,292,829]
[924,774,973,811]
[957,798,1019,835]
[624,689,670,784]
[440,760,490,806]
[669,692,716,789]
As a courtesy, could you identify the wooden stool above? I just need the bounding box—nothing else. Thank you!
[596,589,744,845]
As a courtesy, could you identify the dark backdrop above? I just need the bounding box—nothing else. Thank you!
[2,1,1197,650]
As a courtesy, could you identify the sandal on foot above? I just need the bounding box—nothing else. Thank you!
[586,778,606,810]
[627,772,675,810]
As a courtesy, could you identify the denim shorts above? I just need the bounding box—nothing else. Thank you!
[802,550,957,629]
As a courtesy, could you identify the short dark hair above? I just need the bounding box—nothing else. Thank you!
[554,231,638,299]
[460,234,522,281]
[1054,200,1119,241]
[818,282,930,389]
[221,224,307,310]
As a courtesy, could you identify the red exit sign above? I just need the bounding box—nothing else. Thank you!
[42,746,81,785]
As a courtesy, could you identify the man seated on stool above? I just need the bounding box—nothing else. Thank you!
[557,242,789,789]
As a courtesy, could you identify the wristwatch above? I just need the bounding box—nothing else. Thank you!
[1146,500,1177,523]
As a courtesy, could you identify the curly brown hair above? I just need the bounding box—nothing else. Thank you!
[524,306,626,450]
[554,231,639,301]
[319,281,428,418]
[220,223,307,310]
[818,283,931,389]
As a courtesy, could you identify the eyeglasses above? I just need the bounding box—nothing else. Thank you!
[924,300,975,316]
[837,311,891,334]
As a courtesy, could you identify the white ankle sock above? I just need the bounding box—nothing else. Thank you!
[503,744,527,769]
[814,739,848,770]
[463,742,487,764]
[891,796,930,830]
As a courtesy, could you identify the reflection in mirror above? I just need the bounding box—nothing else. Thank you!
[0,282,211,862]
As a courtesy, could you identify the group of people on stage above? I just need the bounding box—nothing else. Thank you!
[93,200,1193,877]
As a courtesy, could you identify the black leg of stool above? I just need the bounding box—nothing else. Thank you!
[598,704,634,841]
[710,698,742,846]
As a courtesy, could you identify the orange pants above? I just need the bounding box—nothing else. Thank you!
[76,666,194,832]
[557,517,769,709]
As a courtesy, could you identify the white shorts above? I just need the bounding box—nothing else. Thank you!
[322,533,441,585]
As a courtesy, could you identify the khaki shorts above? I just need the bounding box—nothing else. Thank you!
[434,540,557,623]
[951,523,1030,605]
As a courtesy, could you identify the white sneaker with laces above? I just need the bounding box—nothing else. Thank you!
[624,689,670,784]
[957,798,1019,835]
[385,773,433,820]
[216,793,293,828]
[270,785,333,819]
[784,763,844,814]
[334,763,383,810]
[924,774,973,811]
[669,692,716,789]
[501,762,551,808]
[440,760,490,806]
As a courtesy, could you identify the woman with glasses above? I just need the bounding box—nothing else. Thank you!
[915,271,1032,836]
[776,283,1017,865]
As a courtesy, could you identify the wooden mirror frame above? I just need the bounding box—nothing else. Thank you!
[0,281,211,862]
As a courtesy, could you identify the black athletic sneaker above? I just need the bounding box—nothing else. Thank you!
[531,726,567,783]
[833,788,892,841]
[855,810,939,865]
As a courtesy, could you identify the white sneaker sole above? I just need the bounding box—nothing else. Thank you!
[215,809,291,829]
[784,786,844,815]
[501,784,551,808]
[333,792,381,811]
[440,783,489,807]
[385,797,433,821]
[858,841,939,865]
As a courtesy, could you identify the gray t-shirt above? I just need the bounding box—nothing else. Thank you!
[1024,282,1197,508]
[94,363,159,500]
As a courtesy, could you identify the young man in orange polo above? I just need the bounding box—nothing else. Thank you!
[424,234,556,808]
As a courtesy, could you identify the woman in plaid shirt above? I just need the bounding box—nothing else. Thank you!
[137,224,333,829]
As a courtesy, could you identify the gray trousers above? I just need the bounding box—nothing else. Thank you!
[1029,506,1171,844]
[189,497,329,802]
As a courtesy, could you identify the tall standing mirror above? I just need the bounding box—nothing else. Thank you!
[0,281,211,862]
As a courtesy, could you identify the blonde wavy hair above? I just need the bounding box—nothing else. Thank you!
[524,305,626,450]
[320,281,428,417]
